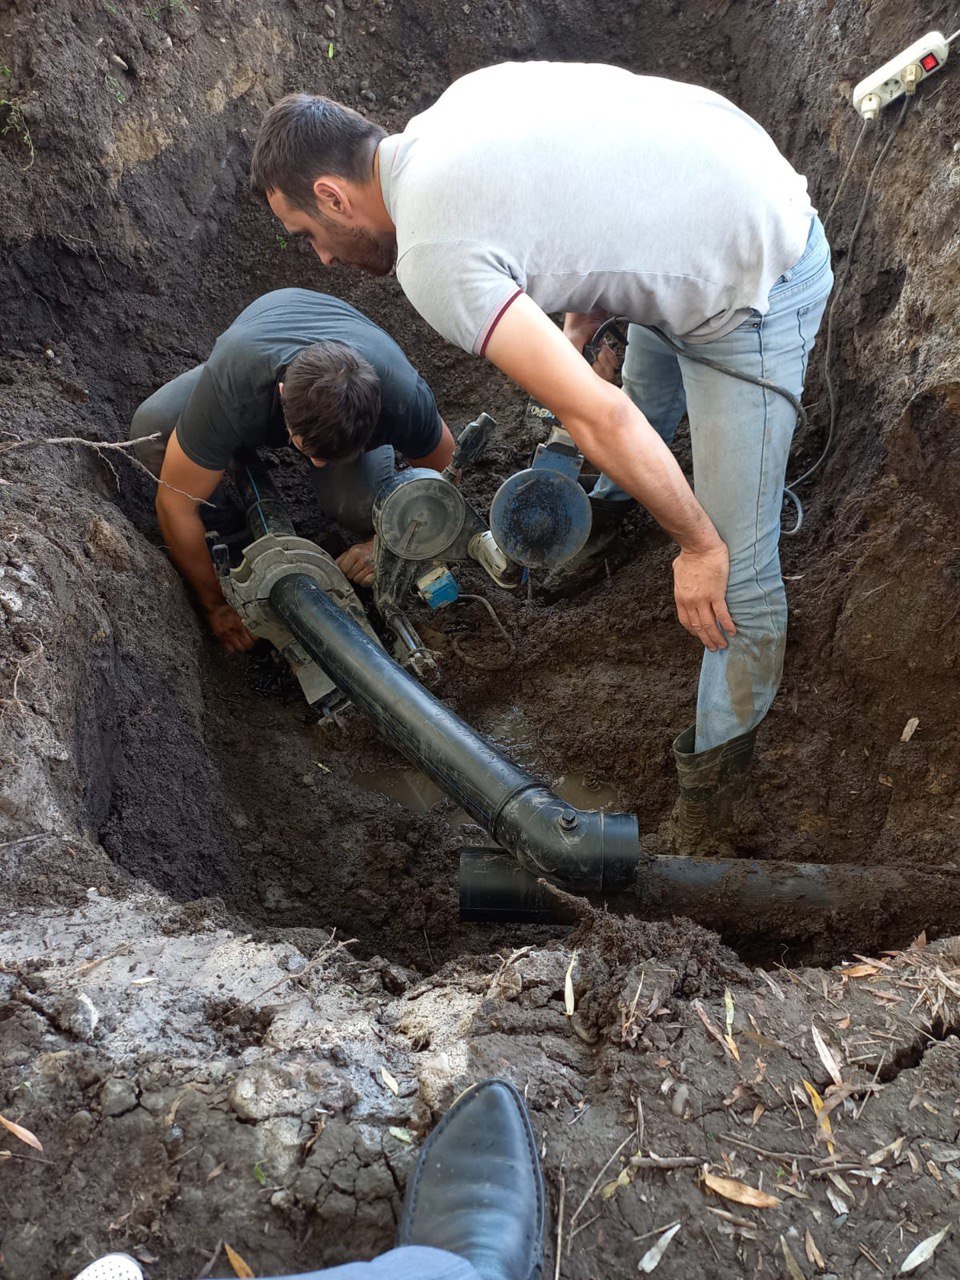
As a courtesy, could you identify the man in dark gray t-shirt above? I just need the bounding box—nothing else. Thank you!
[131,289,453,651]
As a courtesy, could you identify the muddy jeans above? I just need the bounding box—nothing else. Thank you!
[593,216,833,751]
[129,363,395,534]
[256,1246,480,1280]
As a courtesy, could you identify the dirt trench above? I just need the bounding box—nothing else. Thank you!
[2,0,960,1276]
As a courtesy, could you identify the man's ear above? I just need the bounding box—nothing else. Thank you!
[312,176,353,222]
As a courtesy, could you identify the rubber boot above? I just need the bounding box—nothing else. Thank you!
[398,1078,545,1280]
[538,495,633,598]
[671,723,758,855]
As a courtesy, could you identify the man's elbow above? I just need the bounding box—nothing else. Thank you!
[563,382,633,453]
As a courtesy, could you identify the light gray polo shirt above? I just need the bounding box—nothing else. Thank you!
[378,62,815,354]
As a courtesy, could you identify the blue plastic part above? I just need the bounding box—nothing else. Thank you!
[417,565,460,609]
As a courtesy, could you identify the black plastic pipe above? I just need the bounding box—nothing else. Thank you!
[459,847,960,953]
[269,573,640,892]
[236,453,296,540]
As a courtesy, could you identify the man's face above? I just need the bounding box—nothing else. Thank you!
[268,188,395,276]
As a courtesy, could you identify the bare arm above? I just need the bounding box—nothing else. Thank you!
[484,294,735,650]
[157,434,255,652]
[406,419,456,472]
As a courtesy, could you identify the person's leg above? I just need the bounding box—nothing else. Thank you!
[310,445,395,534]
[129,364,205,477]
[590,323,687,502]
[258,1245,482,1280]
[677,217,833,752]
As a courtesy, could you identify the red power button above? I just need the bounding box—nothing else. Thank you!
[920,52,940,71]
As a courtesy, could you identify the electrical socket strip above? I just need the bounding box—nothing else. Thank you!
[852,30,950,118]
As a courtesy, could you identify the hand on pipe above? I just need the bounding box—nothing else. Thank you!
[337,538,376,588]
[206,602,257,653]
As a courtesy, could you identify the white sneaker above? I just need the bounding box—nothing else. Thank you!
[73,1255,144,1280]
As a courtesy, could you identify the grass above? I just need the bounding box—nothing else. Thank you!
[0,66,34,170]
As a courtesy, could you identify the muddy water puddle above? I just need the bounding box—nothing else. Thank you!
[354,704,623,826]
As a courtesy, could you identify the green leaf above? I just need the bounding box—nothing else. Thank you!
[253,1161,268,1186]
[327,41,335,59]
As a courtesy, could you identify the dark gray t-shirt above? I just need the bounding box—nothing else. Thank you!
[176,289,442,471]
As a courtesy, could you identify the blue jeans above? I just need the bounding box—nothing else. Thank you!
[594,217,833,751]
[255,1246,480,1280]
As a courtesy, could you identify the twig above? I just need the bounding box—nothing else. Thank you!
[194,1238,224,1280]
[854,1053,886,1121]
[569,1132,634,1227]
[723,1135,818,1163]
[568,1212,600,1245]
[629,1154,704,1170]
[0,433,217,507]
[0,833,52,851]
[223,936,355,1021]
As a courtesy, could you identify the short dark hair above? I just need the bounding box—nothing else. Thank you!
[250,94,386,212]
[282,340,381,461]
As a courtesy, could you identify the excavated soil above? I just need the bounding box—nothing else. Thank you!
[3,0,960,1276]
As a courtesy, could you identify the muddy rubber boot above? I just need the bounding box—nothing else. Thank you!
[537,496,633,598]
[398,1078,545,1280]
[73,1256,143,1280]
[671,723,758,855]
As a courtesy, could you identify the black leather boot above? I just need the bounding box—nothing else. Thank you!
[397,1078,545,1280]
[671,723,758,855]
[537,495,634,598]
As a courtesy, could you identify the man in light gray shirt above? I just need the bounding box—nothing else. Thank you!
[250,62,833,853]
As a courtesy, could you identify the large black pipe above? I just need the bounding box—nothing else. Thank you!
[269,573,640,892]
[459,847,960,955]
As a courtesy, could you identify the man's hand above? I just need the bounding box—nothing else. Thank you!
[206,602,257,653]
[337,538,376,587]
[672,544,737,652]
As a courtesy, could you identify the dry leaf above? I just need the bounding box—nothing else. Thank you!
[842,963,880,979]
[898,1225,950,1273]
[564,950,578,1017]
[0,1113,42,1152]
[835,1014,851,1030]
[702,1170,781,1209]
[801,1080,834,1153]
[388,1126,413,1144]
[693,1000,738,1061]
[207,1162,226,1181]
[805,1227,825,1269]
[224,1242,254,1278]
[825,1186,848,1216]
[811,1024,843,1088]
[780,1235,806,1280]
[900,716,919,743]
[867,1137,904,1166]
[878,775,894,788]
[380,1066,400,1095]
[638,1221,681,1272]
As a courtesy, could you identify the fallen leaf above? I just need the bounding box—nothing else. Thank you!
[693,1000,738,1062]
[780,1235,806,1280]
[702,1170,781,1209]
[130,976,157,986]
[380,1066,400,1095]
[207,1162,226,1181]
[926,1160,942,1182]
[224,1243,254,1278]
[638,1221,681,1272]
[564,950,578,1017]
[811,1024,843,1088]
[835,1014,851,1030]
[805,1227,825,1269]
[900,716,919,743]
[933,966,960,998]
[801,1080,834,1153]
[825,1186,848,1216]
[842,963,880,979]
[867,1137,904,1166]
[878,775,894,788]
[0,1114,42,1152]
[388,1126,413,1144]
[898,1225,950,1273]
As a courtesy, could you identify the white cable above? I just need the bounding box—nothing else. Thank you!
[947,25,960,45]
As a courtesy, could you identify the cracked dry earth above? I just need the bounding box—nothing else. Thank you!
[4,0,960,1275]
[2,896,960,1278]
